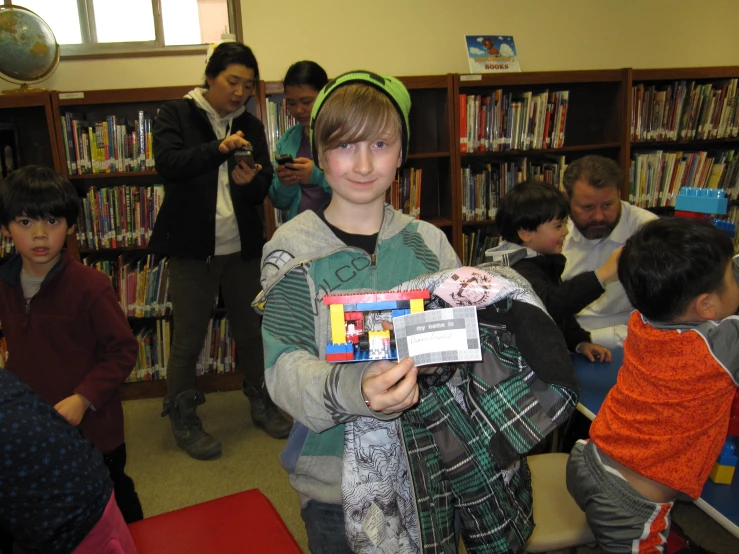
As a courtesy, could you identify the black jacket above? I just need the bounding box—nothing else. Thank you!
[512,254,604,351]
[148,98,274,261]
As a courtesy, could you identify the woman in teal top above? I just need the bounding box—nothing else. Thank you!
[269,61,331,220]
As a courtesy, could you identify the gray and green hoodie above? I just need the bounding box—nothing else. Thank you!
[255,204,459,506]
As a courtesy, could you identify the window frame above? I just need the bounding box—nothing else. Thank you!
[3,0,243,60]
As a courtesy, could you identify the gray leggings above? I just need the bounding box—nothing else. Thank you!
[566,440,674,553]
[166,254,264,401]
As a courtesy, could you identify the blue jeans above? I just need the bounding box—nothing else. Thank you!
[300,500,352,554]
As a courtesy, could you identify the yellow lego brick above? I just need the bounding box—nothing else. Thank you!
[330,304,346,345]
[709,463,735,485]
[410,298,424,313]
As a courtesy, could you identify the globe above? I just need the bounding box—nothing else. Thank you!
[0,5,59,90]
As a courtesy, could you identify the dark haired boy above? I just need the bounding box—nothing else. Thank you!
[487,179,620,360]
[0,165,142,523]
[566,218,739,552]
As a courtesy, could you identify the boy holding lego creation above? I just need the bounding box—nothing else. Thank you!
[256,71,458,552]
[566,218,739,552]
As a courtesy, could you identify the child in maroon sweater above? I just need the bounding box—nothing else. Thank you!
[0,166,142,524]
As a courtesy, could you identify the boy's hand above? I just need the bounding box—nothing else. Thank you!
[577,342,612,363]
[54,393,91,426]
[362,357,419,414]
[595,246,623,286]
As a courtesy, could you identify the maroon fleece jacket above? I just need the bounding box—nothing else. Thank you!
[0,251,138,453]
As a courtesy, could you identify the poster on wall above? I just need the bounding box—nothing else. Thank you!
[464,35,520,73]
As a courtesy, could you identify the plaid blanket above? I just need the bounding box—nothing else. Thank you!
[342,266,578,554]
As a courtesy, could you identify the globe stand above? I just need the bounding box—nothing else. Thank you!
[2,83,49,95]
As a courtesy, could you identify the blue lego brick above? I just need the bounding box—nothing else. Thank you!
[718,440,738,467]
[674,187,729,215]
[326,341,353,354]
[392,309,410,318]
[718,453,738,467]
[714,219,736,238]
[343,304,357,311]
[357,301,402,311]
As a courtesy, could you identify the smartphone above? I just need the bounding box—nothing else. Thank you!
[234,148,256,169]
[275,154,294,166]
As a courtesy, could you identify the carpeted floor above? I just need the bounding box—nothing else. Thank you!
[124,390,739,554]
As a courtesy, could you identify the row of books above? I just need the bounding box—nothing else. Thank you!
[263,97,296,226]
[631,80,739,143]
[459,90,570,153]
[629,149,739,208]
[126,314,239,382]
[387,168,422,218]
[77,184,164,250]
[128,320,170,382]
[83,254,171,318]
[0,235,15,259]
[461,157,566,221]
[462,230,500,266]
[61,111,155,175]
[725,206,739,251]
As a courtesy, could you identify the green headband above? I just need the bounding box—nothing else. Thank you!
[310,70,411,169]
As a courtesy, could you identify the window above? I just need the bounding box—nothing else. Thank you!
[4,0,242,58]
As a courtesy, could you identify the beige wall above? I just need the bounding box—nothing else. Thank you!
[5,0,739,92]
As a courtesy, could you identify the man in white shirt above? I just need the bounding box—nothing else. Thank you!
[561,155,657,349]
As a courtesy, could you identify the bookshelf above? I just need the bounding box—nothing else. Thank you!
[50,86,263,399]
[628,67,739,216]
[0,92,60,173]
[2,67,737,398]
[453,69,629,264]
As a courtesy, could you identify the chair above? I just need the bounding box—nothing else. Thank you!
[128,489,302,554]
[523,453,595,553]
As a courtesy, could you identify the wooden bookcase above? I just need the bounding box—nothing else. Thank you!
[453,69,629,263]
[628,66,739,211]
[0,92,60,175]
[50,86,257,400]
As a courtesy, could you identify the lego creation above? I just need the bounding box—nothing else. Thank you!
[674,187,735,237]
[323,290,430,363]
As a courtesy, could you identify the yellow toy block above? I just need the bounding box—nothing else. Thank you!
[709,463,735,485]
[330,304,346,345]
[410,298,424,313]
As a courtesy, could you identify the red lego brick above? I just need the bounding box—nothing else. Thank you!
[674,210,713,221]
[327,352,355,362]
[344,311,364,321]
[323,290,430,305]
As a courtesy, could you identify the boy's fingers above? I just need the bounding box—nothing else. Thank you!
[370,358,414,391]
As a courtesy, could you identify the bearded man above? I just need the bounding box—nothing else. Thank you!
[562,155,657,349]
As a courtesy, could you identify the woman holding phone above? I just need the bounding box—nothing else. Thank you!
[149,41,290,461]
[269,60,331,220]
